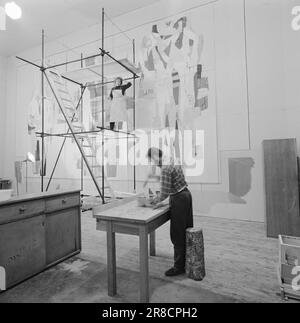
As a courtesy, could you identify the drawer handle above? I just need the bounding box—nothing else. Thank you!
[19,207,26,213]
[62,199,67,204]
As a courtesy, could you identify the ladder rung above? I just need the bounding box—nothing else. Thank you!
[61,97,72,103]
[58,88,69,94]
[64,102,75,108]
[54,79,64,86]
[50,70,60,76]
[50,73,60,80]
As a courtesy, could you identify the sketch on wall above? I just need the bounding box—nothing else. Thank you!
[26,73,59,177]
[136,7,218,183]
[195,156,255,215]
[228,158,255,198]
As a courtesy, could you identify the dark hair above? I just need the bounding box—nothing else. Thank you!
[147,148,163,160]
[115,77,123,85]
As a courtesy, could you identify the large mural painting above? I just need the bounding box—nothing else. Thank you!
[136,8,219,183]
[16,6,220,189]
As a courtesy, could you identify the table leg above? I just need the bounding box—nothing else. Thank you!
[150,231,156,257]
[107,221,117,297]
[139,226,149,303]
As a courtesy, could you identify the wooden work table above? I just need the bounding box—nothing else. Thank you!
[93,198,170,303]
[0,190,81,290]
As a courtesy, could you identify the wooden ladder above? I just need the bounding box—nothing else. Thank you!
[44,68,116,201]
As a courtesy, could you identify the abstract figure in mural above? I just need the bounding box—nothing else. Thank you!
[194,64,209,111]
[28,90,42,135]
[139,16,206,126]
[88,81,108,130]
[162,17,204,122]
[138,15,210,166]
[139,29,173,129]
[27,81,57,136]
[27,80,56,177]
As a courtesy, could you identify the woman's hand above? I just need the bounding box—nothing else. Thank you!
[152,196,169,210]
[152,202,165,210]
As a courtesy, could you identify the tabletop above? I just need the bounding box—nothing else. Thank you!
[93,200,170,225]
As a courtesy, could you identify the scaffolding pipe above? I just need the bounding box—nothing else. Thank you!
[101,8,106,204]
[17,8,138,201]
[44,71,105,201]
[45,86,87,192]
[41,30,45,192]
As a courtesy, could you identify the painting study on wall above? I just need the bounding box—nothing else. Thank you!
[135,5,219,183]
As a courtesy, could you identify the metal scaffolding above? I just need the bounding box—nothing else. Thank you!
[16,8,139,204]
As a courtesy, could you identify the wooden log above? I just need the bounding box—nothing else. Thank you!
[186,228,206,281]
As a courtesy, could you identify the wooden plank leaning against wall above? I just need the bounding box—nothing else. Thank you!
[263,139,300,238]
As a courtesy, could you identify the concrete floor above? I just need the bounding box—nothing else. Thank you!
[0,212,289,303]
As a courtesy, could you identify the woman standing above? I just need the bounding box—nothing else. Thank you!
[144,147,194,276]
[109,77,132,131]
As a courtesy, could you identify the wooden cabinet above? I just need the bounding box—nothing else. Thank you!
[0,215,46,288]
[263,139,300,238]
[0,190,81,289]
[46,208,80,265]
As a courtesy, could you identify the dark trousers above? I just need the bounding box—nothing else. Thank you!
[169,189,194,270]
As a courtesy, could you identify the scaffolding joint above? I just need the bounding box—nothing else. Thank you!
[99,48,109,57]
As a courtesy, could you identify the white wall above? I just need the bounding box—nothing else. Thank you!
[0,56,7,177]
[3,0,299,223]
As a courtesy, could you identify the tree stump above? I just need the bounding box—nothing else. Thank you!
[186,228,206,281]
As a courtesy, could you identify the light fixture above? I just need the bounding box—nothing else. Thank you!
[5,2,22,20]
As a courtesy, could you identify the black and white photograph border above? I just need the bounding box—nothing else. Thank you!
[0,0,300,307]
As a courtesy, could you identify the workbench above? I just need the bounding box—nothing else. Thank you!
[0,190,81,290]
[93,198,170,303]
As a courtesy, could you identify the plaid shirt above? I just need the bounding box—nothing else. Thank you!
[159,162,187,202]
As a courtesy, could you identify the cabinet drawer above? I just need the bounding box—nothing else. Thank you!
[46,193,80,213]
[0,200,45,224]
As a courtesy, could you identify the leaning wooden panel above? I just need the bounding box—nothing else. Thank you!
[263,139,300,238]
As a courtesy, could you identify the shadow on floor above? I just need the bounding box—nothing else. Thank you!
[0,257,239,303]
